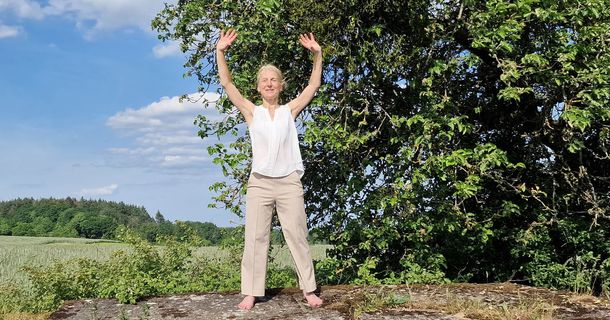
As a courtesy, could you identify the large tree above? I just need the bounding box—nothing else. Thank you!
[154,0,610,291]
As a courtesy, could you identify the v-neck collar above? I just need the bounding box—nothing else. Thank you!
[260,105,282,122]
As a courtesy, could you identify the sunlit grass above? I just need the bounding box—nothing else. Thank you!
[0,235,330,318]
[0,235,330,290]
[0,312,51,320]
[0,236,127,289]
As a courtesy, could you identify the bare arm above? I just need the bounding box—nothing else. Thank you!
[289,33,323,119]
[216,29,255,124]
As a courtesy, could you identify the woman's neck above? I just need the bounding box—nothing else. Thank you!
[261,98,279,109]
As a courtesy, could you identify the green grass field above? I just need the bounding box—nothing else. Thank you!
[0,235,330,290]
[0,236,126,289]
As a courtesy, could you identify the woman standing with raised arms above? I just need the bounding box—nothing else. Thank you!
[215,28,324,310]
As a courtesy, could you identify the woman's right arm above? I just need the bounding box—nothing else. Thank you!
[216,29,255,124]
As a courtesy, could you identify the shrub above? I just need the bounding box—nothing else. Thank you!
[19,226,297,312]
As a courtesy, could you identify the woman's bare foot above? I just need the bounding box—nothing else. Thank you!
[238,295,256,310]
[304,291,323,307]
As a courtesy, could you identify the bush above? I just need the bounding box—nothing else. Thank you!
[16,226,297,312]
[0,282,37,313]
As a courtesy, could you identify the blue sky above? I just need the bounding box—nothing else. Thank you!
[0,0,239,227]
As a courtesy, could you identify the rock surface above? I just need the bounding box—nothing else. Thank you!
[50,283,610,320]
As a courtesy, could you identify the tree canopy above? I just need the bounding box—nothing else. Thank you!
[0,198,229,244]
[153,0,610,292]
[0,198,151,238]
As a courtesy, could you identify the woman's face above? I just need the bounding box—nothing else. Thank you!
[257,69,283,101]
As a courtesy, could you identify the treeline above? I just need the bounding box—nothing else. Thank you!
[0,198,151,239]
[0,198,232,245]
[0,198,324,246]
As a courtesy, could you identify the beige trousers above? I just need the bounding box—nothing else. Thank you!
[241,171,317,296]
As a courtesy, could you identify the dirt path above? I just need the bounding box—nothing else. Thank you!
[50,283,610,319]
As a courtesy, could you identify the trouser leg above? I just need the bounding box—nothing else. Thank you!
[241,174,274,296]
[275,172,318,293]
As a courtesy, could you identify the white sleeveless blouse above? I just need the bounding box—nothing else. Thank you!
[248,104,304,178]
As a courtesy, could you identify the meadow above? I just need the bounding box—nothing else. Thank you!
[0,235,330,294]
[1,236,126,289]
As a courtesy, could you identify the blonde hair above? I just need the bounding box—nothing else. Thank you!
[256,64,286,89]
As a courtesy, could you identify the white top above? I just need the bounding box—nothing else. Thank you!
[248,104,304,178]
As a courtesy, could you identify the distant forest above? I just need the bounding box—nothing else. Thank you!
[0,198,232,245]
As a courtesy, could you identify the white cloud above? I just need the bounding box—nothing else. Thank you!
[78,183,118,196]
[108,147,156,155]
[107,93,221,129]
[160,155,208,167]
[136,132,202,146]
[0,0,46,19]
[153,40,181,58]
[0,0,173,37]
[49,0,168,36]
[163,146,208,155]
[106,92,223,172]
[0,23,19,38]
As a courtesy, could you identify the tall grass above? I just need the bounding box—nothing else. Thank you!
[0,236,126,289]
[0,235,330,315]
[0,236,329,286]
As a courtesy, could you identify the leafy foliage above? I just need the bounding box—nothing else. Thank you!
[153,0,610,293]
[0,198,239,245]
[0,198,150,239]
[16,227,296,311]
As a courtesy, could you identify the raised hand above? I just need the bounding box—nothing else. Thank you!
[216,28,238,52]
[299,33,321,54]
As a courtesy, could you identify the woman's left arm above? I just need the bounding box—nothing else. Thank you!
[289,33,323,118]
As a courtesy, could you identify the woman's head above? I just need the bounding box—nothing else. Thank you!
[257,64,285,102]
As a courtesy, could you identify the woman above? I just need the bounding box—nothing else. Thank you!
[216,29,324,310]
